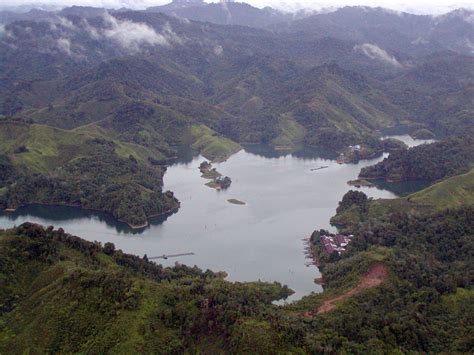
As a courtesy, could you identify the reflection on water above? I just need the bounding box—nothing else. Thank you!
[371,179,432,197]
[242,144,338,161]
[0,204,174,235]
[172,145,199,165]
[0,135,431,302]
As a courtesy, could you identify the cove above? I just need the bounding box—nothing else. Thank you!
[0,135,431,302]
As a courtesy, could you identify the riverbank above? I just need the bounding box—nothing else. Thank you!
[3,202,179,230]
[1,139,422,302]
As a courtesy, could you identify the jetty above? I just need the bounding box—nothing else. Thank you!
[149,252,195,260]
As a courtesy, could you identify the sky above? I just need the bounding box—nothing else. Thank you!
[1,0,473,15]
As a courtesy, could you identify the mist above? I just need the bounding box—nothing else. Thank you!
[1,0,473,15]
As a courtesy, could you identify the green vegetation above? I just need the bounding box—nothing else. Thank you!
[406,168,474,209]
[304,207,473,353]
[381,137,408,152]
[1,8,472,158]
[271,114,306,149]
[360,135,474,182]
[186,125,241,162]
[2,204,473,353]
[411,128,435,139]
[333,169,474,227]
[330,190,369,226]
[336,134,474,227]
[0,8,473,353]
[0,121,179,227]
[199,160,222,179]
[3,153,474,353]
[0,223,292,353]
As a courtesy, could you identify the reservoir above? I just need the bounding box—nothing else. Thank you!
[0,135,432,301]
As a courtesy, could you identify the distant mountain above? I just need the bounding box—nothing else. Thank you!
[281,6,474,56]
[385,52,474,135]
[152,0,206,11]
[1,8,471,152]
[1,5,474,353]
[0,8,56,24]
[0,6,469,231]
[147,1,293,28]
[58,6,107,18]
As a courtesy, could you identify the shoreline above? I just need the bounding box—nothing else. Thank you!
[3,202,180,230]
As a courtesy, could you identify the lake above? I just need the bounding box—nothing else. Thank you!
[0,135,432,302]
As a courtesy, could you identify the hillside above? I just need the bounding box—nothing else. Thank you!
[331,168,474,227]
[0,5,472,230]
[147,1,292,28]
[283,6,474,56]
[359,134,474,182]
[0,223,291,353]
[0,120,179,228]
[385,53,474,136]
[2,9,471,154]
[1,206,472,353]
[0,4,473,353]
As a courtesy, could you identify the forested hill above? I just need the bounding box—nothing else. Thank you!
[0,223,292,353]
[0,5,472,227]
[147,1,293,28]
[1,208,473,352]
[0,121,179,228]
[359,134,474,182]
[331,167,474,228]
[1,8,473,150]
[333,133,474,228]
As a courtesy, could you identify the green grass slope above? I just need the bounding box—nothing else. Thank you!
[332,168,474,227]
[185,125,241,162]
[407,168,474,208]
[2,208,473,354]
[0,120,179,227]
[0,224,292,354]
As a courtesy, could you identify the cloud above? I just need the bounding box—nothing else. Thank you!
[57,37,73,55]
[102,12,169,52]
[162,22,183,44]
[213,44,224,56]
[3,0,473,15]
[58,16,76,29]
[81,18,101,39]
[48,16,76,32]
[43,11,182,54]
[253,1,474,15]
[354,43,402,67]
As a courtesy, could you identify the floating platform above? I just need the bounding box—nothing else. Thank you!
[150,252,195,260]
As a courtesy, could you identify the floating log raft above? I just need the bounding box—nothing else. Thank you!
[150,252,195,260]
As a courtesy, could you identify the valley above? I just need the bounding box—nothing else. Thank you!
[0,136,429,301]
[0,1,473,353]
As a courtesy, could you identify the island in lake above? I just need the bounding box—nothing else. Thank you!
[227,199,246,205]
[199,161,232,190]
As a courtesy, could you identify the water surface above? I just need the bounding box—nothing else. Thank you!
[0,135,429,301]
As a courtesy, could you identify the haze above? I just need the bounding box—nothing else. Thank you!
[1,0,473,15]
